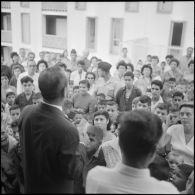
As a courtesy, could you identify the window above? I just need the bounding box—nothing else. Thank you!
[110,18,123,54]
[86,17,96,50]
[125,2,139,12]
[20,2,29,8]
[75,2,86,10]
[157,2,173,13]
[45,15,67,37]
[21,13,30,44]
[1,13,11,30]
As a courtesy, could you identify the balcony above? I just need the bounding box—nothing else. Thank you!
[42,35,67,49]
[1,1,11,9]
[42,2,67,12]
[1,30,12,43]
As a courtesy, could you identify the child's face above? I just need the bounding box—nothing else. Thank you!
[7,95,15,106]
[154,108,168,123]
[97,104,106,111]
[167,153,183,170]
[169,81,176,89]
[172,96,183,108]
[23,82,34,94]
[132,103,137,111]
[79,83,88,95]
[97,96,105,103]
[74,113,83,123]
[13,68,21,78]
[73,88,79,96]
[169,111,179,125]
[170,61,177,70]
[10,109,20,122]
[136,101,150,111]
[106,105,118,121]
[32,98,42,105]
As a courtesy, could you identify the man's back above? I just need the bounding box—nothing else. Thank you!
[19,103,79,193]
[86,163,178,194]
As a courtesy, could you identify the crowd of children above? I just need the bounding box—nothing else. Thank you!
[1,47,194,194]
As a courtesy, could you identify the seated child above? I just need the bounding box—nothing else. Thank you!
[131,96,140,111]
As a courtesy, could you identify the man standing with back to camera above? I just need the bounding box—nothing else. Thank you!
[18,66,79,193]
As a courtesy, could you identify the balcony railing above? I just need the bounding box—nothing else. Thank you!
[1,1,11,9]
[42,35,67,49]
[42,2,67,12]
[1,30,12,43]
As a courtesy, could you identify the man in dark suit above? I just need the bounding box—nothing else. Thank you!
[18,66,79,193]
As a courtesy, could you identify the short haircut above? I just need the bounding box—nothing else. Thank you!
[9,104,20,113]
[86,72,96,80]
[188,60,194,67]
[98,100,107,106]
[116,61,127,70]
[10,52,19,59]
[28,52,35,57]
[77,60,85,66]
[124,71,134,79]
[119,110,163,161]
[70,49,77,54]
[165,55,174,59]
[6,91,16,98]
[79,80,90,89]
[38,66,67,101]
[168,77,176,82]
[179,102,194,110]
[21,76,34,84]
[73,86,79,91]
[170,58,180,67]
[141,64,152,77]
[151,80,163,90]
[126,63,134,72]
[155,103,170,113]
[138,95,151,106]
[106,101,118,107]
[37,60,48,70]
[172,91,184,100]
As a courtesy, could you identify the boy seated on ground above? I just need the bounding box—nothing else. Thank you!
[14,76,35,111]
[136,95,151,111]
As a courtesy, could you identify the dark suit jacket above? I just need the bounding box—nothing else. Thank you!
[18,102,79,193]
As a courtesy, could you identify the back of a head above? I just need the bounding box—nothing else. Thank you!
[119,110,163,162]
[38,66,67,102]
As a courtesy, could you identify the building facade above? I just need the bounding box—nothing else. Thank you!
[1,1,194,65]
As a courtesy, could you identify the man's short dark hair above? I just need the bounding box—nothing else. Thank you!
[77,60,85,66]
[168,77,176,82]
[21,76,34,84]
[152,56,159,62]
[170,58,180,67]
[119,110,163,161]
[116,61,127,70]
[106,101,118,107]
[138,95,151,106]
[151,80,163,90]
[179,102,194,110]
[172,91,184,100]
[70,49,77,54]
[38,66,67,101]
[10,52,19,59]
[97,93,106,99]
[79,80,90,89]
[165,55,174,59]
[155,103,170,113]
[6,91,16,98]
[9,104,20,113]
[124,71,134,79]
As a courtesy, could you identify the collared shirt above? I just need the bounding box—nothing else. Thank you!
[115,86,142,111]
[86,162,179,194]
[42,100,63,112]
[16,71,40,95]
[70,70,86,86]
[151,96,164,112]
[167,124,194,166]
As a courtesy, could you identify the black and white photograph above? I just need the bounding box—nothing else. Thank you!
[1,1,194,194]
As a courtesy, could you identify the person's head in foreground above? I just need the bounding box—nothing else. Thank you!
[38,66,67,105]
[118,110,163,169]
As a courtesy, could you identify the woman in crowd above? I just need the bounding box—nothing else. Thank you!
[85,72,96,96]
[36,60,48,73]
